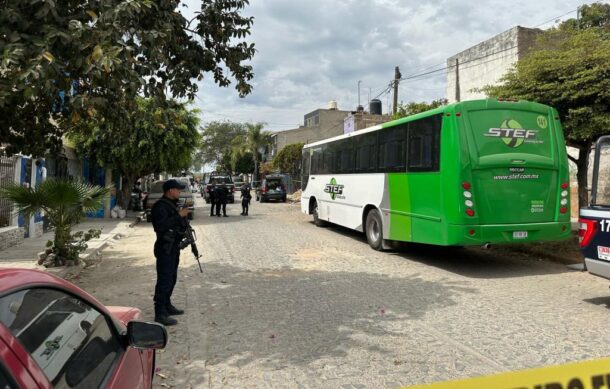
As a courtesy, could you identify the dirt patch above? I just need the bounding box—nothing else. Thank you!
[483,234,582,265]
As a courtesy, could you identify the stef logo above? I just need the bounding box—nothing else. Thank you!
[485,119,538,148]
[324,178,344,200]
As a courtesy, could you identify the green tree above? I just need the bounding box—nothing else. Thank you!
[483,4,610,207]
[273,143,304,179]
[393,98,448,119]
[241,122,273,183]
[200,121,246,170]
[69,98,201,207]
[232,152,255,174]
[0,0,255,157]
[0,179,109,265]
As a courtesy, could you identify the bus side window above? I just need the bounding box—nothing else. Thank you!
[355,132,377,173]
[407,114,441,172]
[378,124,407,172]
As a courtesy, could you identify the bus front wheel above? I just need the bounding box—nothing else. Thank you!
[365,209,383,250]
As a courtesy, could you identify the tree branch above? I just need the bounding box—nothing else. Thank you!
[567,154,578,164]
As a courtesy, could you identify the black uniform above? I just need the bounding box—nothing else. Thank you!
[209,186,217,216]
[240,184,251,215]
[216,185,228,217]
[151,196,184,318]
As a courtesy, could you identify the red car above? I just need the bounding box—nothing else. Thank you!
[0,269,167,388]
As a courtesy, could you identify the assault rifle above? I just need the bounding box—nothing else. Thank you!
[178,215,203,273]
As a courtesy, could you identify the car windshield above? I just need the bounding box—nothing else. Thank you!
[211,177,231,184]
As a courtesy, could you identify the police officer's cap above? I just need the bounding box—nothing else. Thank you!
[163,179,186,191]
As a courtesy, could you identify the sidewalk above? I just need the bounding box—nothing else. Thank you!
[0,215,140,279]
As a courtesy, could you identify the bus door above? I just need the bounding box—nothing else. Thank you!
[580,135,610,280]
[463,104,567,228]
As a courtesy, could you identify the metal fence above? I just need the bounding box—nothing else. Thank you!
[0,156,16,228]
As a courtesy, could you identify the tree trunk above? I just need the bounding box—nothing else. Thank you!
[121,175,136,210]
[575,143,592,210]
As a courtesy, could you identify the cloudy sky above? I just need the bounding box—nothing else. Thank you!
[182,0,601,132]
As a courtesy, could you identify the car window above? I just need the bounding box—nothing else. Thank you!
[0,288,122,388]
[0,363,16,389]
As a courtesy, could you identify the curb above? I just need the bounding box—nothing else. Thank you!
[47,219,137,280]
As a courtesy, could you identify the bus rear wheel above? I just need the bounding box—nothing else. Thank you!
[365,209,383,250]
[313,201,327,227]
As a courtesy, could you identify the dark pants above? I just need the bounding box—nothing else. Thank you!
[210,199,216,216]
[216,201,226,216]
[241,198,250,215]
[153,243,180,317]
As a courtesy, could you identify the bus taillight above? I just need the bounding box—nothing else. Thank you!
[579,218,597,247]
[466,209,475,217]
[462,182,471,190]
[561,182,569,190]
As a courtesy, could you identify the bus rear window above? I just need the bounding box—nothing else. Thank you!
[466,109,554,158]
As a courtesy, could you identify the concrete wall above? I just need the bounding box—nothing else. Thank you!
[0,226,25,250]
[446,26,541,103]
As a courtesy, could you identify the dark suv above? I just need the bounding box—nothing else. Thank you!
[256,175,287,203]
[204,175,235,203]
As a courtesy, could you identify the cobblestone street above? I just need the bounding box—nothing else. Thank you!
[73,197,610,388]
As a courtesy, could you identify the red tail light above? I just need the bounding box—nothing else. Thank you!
[579,218,597,248]
[560,207,568,214]
[462,182,471,190]
[561,182,569,190]
[466,209,475,217]
[262,186,267,193]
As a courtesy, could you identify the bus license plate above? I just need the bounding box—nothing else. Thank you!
[513,231,528,239]
[599,246,610,261]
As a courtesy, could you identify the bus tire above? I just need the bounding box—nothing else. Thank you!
[365,209,384,250]
[313,201,327,227]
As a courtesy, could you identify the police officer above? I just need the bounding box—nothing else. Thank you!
[209,185,217,216]
[151,179,189,326]
[240,183,251,216]
[216,184,228,217]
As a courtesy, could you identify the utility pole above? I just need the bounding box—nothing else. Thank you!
[357,80,362,108]
[455,58,461,102]
[393,66,401,115]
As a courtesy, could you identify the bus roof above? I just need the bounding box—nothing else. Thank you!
[303,98,554,149]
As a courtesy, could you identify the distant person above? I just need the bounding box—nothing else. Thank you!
[240,183,252,216]
[216,184,228,217]
[209,185,217,217]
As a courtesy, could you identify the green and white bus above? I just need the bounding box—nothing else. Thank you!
[300,99,572,250]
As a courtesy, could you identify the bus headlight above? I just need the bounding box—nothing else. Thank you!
[463,191,472,198]
[561,190,568,197]
[560,198,568,206]
[465,200,474,207]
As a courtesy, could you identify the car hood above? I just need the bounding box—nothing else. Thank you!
[106,306,142,325]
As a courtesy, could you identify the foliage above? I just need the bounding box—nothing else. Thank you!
[273,143,304,178]
[232,122,273,180]
[233,152,255,174]
[393,98,448,119]
[69,98,201,206]
[0,179,109,265]
[483,4,610,206]
[0,0,255,156]
[200,121,246,169]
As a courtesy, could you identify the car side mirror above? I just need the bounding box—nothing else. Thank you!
[127,321,168,349]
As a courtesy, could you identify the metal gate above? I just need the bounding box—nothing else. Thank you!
[0,156,17,228]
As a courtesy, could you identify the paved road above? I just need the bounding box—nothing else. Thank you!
[74,196,610,388]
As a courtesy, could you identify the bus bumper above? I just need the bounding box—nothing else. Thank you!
[446,222,572,246]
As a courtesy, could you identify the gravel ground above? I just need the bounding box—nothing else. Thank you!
[73,196,610,388]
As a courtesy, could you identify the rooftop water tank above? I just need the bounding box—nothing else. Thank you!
[328,100,338,110]
[370,99,382,115]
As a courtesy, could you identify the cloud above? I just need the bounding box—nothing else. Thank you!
[181,0,593,131]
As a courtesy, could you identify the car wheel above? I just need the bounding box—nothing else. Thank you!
[365,209,384,250]
[313,201,327,227]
